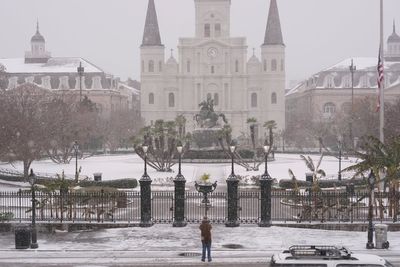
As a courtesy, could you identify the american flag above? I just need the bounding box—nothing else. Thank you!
[376,46,384,112]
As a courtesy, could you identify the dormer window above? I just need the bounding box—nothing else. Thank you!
[342,75,351,88]
[360,75,369,88]
[325,75,335,88]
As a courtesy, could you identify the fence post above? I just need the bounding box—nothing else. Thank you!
[173,175,187,227]
[259,177,272,227]
[226,175,240,227]
[139,176,153,227]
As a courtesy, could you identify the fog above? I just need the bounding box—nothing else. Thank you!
[0,0,399,87]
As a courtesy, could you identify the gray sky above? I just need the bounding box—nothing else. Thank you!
[0,0,399,87]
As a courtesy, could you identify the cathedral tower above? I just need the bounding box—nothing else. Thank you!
[194,0,231,39]
[140,0,165,124]
[260,0,286,130]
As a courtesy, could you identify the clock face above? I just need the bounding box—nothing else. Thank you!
[207,47,218,58]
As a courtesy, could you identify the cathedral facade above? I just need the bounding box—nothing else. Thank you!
[140,0,286,137]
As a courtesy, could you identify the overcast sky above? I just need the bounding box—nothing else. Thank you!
[0,0,399,88]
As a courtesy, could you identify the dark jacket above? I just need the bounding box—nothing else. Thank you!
[199,221,212,242]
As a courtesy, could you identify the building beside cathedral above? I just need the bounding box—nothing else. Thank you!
[0,23,139,117]
[140,0,286,138]
[286,22,400,128]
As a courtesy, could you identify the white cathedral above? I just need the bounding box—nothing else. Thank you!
[140,0,286,138]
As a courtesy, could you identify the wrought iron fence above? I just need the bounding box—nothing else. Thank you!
[0,189,398,225]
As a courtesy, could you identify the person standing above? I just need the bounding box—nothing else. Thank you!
[199,216,212,262]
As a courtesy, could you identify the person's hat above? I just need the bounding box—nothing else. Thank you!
[202,216,208,222]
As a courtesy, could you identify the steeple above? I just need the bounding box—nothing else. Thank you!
[388,19,400,43]
[142,0,163,47]
[31,20,45,43]
[263,0,284,46]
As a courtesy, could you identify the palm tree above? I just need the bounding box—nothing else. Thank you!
[343,136,400,221]
[263,120,277,149]
[246,117,258,149]
[300,154,326,193]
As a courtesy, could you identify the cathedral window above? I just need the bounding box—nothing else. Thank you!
[149,60,154,72]
[214,93,219,106]
[187,60,191,73]
[168,93,175,107]
[215,24,221,37]
[281,59,285,71]
[271,59,277,71]
[235,60,239,73]
[263,60,267,72]
[271,92,277,104]
[207,93,212,100]
[251,93,258,108]
[159,61,163,72]
[204,24,211,37]
[149,93,154,104]
[211,66,215,74]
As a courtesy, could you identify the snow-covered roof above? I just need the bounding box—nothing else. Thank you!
[323,57,399,72]
[118,83,140,95]
[0,57,104,74]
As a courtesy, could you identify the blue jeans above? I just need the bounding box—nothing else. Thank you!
[202,241,211,261]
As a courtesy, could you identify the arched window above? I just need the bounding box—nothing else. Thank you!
[187,60,191,73]
[271,92,277,104]
[207,93,212,100]
[159,61,163,72]
[149,93,154,104]
[323,102,336,116]
[281,59,285,71]
[263,60,267,72]
[204,24,210,37]
[168,93,175,107]
[214,93,219,105]
[215,23,221,37]
[251,93,257,108]
[235,60,239,72]
[211,66,215,74]
[148,60,154,72]
[271,59,277,71]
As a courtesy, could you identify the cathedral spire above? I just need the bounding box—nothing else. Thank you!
[142,0,163,47]
[263,0,284,46]
[393,19,396,34]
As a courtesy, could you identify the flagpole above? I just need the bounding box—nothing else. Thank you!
[379,0,385,143]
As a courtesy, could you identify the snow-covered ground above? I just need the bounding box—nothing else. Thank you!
[0,153,356,190]
[0,225,399,266]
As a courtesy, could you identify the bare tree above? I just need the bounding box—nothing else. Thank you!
[0,83,51,179]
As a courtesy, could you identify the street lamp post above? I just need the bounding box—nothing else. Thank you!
[173,141,187,227]
[259,140,272,227]
[338,135,343,181]
[139,144,152,227]
[349,59,356,149]
[226,141,239,227]
[77,62,85,102]
[73,141,79,182]
[366,170,375,249]
[29,169,38,249]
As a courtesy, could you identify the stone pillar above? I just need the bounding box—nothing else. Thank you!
[173,176,187,227]
[226,175,240,227]
[139,176,153,227]
[259,176,272,227]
